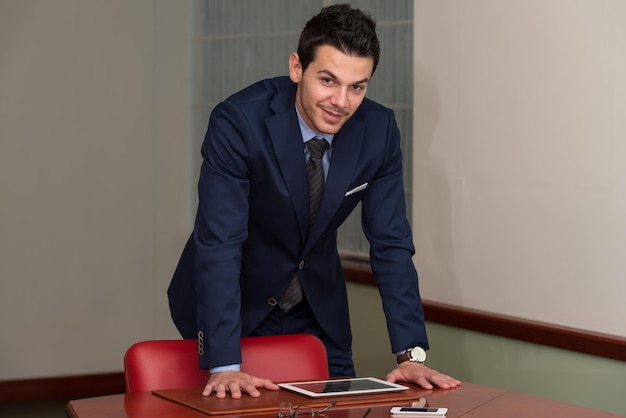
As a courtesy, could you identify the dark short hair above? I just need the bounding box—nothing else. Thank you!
[297,3,380,75]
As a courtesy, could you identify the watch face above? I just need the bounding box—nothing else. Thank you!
[410,347,427,362]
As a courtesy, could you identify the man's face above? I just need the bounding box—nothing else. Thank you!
[289,45,374,135]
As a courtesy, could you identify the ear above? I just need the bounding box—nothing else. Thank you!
[288,52,302,83]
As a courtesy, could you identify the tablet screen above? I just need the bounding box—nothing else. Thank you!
[278,377,409,398]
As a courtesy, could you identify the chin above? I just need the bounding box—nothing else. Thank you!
[317,120,345,135]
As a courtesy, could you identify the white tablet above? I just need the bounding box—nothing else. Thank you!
[278,377,409,398]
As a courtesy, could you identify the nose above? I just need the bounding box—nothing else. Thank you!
[331,87,349,109]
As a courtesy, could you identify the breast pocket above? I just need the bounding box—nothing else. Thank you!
[344,182,369,197]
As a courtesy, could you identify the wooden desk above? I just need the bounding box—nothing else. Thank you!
[66,382,622,418]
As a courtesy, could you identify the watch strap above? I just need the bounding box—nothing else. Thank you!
[396,352,413,364]
[396,346,426,365]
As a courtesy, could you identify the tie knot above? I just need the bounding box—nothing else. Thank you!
[306,138,329,160]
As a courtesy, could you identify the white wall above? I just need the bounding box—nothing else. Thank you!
[0,0,191,379]
[413,0,626,337]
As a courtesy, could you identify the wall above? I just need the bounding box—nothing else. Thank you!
[398,0,625,415]
[412,0,625,342]
[348,282,626,416]
[0,0,189,379]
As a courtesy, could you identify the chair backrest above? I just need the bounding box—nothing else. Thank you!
[123,334,329,393]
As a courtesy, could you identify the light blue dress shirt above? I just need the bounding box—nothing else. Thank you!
[295,104,334,178]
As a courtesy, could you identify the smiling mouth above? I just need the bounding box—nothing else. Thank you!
[321,106,348,119]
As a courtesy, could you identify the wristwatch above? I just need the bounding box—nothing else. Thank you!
[396,346,427,365]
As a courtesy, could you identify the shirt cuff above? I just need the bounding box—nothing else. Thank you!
[210,364,241,373]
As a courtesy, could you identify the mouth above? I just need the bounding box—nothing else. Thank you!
[321,106,348,123]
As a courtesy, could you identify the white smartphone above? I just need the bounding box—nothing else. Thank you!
[390,406,448,417]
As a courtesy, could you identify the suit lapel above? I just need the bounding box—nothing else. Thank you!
[303,115,365,254]
[265,86,309,243]
[265,82,367,253]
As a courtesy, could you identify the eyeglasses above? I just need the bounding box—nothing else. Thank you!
[277,400,336,418]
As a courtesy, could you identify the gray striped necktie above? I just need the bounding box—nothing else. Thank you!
[279,138,329,312]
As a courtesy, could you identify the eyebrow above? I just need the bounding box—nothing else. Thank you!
[317,69,370,85]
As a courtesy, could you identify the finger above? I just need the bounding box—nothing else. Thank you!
[414,376,434,390]
[241,383,261,398]
[255,378,279,392]
[201,383,214,397]
[262,380,280,391]
[214,383,228,399]
[431,374,462,389]
[384,371,398,383]
[431,377,452,389]
[228,382,243,399]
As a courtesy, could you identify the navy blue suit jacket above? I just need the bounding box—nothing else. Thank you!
[168,76,428,369]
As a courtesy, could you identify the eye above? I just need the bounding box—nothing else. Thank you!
[351,84,365,92]
[321,77,335,85]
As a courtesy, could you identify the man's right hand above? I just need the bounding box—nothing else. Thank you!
[202,370,280,399]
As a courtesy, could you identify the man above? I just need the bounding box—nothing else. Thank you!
[168,3,460,399]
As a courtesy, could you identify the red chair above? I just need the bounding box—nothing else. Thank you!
[123,334,329,393]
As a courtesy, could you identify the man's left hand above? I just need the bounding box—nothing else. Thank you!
[385,362,461,390]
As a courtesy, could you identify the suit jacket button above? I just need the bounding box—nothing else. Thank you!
[299,260,305,269]
[268,298,278,306]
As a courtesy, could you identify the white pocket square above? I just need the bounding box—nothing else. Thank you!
[345,182,369,196]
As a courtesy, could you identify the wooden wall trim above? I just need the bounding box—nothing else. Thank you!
[0,372,125,403]
[343,261,626,362]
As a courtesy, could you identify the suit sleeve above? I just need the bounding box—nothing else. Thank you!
[193,100,251,369]
[360,111,430,353]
